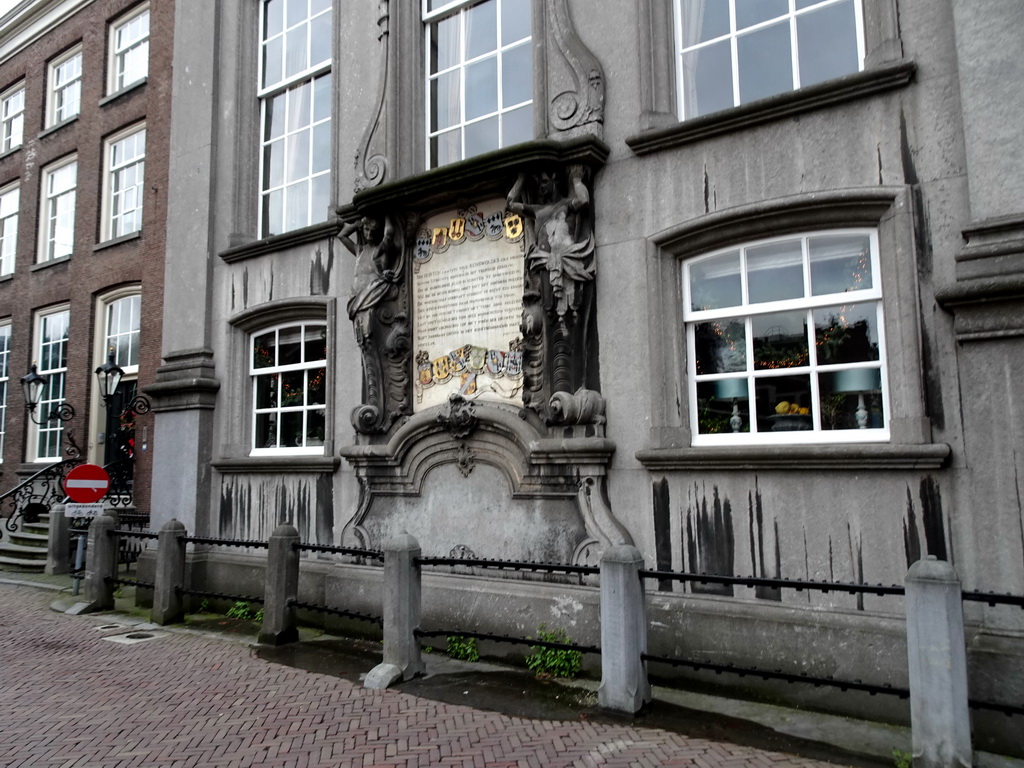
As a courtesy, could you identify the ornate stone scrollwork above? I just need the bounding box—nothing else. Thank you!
[508,165,600,425]
[455,442,476,477]
[547,0,605,139]
[354,0,390,191]
[339,214,410,434]
[437,393,478,439]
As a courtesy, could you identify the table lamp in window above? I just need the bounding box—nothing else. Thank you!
[832,368,881,429]
[715,378,748,433]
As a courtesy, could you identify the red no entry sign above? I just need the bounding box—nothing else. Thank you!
[64,464,111,504]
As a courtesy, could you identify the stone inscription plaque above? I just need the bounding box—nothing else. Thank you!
[413,199,525,411]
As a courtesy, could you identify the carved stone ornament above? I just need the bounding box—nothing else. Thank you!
[455,442,476,477]
[548,0,605,139]
[339,213,412,434]
[437,393,478,439]
[507,165,601,427]
[354,0,390,191]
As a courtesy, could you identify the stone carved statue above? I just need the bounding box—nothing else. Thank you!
[507,165,595,321]
[339,215,408,433]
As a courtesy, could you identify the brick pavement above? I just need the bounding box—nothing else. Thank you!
[0,584,846,768]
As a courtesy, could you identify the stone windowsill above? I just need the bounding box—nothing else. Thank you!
[635,442,951,471]
[98,77,147,107]
[212,456,341,474]
[219,220,342,264]
[93,230,142,252]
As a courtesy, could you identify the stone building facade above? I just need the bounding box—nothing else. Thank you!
[149,0,1023,751]
[0,0,170,520]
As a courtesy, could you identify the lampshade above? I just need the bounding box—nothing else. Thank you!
[832,368,881,394]
[715,378,748,400]
[95,351,125,401]
[20,364,46,409]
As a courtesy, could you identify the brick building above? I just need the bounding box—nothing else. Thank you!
[0,0,171,532]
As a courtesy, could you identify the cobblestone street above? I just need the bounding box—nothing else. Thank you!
[0,582,862,768]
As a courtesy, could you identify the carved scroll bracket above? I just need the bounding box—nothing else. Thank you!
[547,0,605,139]
[354,0,390,191]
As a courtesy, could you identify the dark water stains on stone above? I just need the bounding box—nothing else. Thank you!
[652,479,673,591]
[685,483,734,596]
[309,243,334,296]
[904,476,947,564]
[903,486,922,567]
[747,483,780,601]
[848,524,864,611]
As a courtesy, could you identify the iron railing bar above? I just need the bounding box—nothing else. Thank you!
[640,570,904,596]
[416,557,599,576]
[414,628,600,655]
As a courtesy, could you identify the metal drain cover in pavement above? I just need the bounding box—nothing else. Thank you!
[102,631,167,645]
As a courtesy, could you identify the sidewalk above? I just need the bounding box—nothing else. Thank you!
[0,571,1003,768]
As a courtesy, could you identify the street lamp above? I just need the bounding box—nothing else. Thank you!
[94,350,124,407]
[20,363,75,426]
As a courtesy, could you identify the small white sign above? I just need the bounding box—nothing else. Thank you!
[65,503,105,518]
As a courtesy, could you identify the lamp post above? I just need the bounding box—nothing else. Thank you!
[20,363,76,426]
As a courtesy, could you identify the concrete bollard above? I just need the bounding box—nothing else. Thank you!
[905,557,972,768]
[364,531,425,689]
[598,544,652,713]
[82,515,118,611]
[45,507,70,575]
[151,519,187,625]
[259,523,300,646]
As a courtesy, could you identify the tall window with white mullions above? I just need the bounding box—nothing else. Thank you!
[425,0,532,168]
[104,125,146,240]
[259,0,332,237]
[33,308,69,461]
[0,184,18,277]
[40,158,77,262]
[0,322,9,458]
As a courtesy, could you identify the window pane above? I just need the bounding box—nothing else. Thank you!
[281,370,304,406]
[307,367,326,405]
[310,174,329,225]
[694,319,747,374]
[502,105,532,146]
[746,239,804,304]
[752,311,809,370]
[819,368,883,430]
[689,250,741,311]
[502,42,531,106]
[465,57,498,119]
[696,379,750,434]
[263,36,283,87]
[312,72,331,122]
[797,0,859,87]
[432,71,461,131]
[304,326,326,362]
[465,116,498,157]
[310,10,332,66]
[285,181,308,231]
[265,189,283,235]
[813,304,880,364]
[682,40,733,119]
[680,0,729,46]
[432,129,461,167]
[285,26,308,78]
[466,0,497,60]
[285,129,310,182]
[737,21,793,104]
[286,0,306,28]
[287,81,311,130]
[253,331,276,368]
[501,0,531,45]
[809,233,872,294]
[433,14,460,73]
[736,0,789,30]
[312,123,330,173]
[306,409,325,446]
[264,0,284,39]
[280,411,303,447]
[755,374,813,433]
[256,413,278,448]
[278,326,302,366]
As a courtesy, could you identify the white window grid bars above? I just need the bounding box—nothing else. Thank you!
[257,0,332,236]
[0,322,9,457]
[108,128,146,239]
[1,85,25,152]
[683,229,888,445]
[424,0,532,167]
[112,6,150,92]
[41,158,77,262]
[50,48,82,125]
[250,323,327,454]
[35,309,69,461]
[0,185,19,277]
[105,294,141,372]
[673,0,865,119]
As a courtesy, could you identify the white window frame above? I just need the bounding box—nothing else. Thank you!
[0,82,25,153]
[104,292,141,374]
[684,229,888,445]
[38,156,77,263]
[673,0,865,120]
[31,306,70,462]
[423,0,533,169]
[0,320,9,460]
[250,322,327,456]
[0,183,18,276]
[47,45,82,126]
[102,124,146,241]
[108,3,150,94]
[258,0,333,237]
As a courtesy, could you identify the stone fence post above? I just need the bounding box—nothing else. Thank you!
[905,556,972,768]
[259,523,300,646]
[151,519,187,625]
[598,544,652,713]
[82,515,118,611]
[45,507,70,575]
[364,531,425,689]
